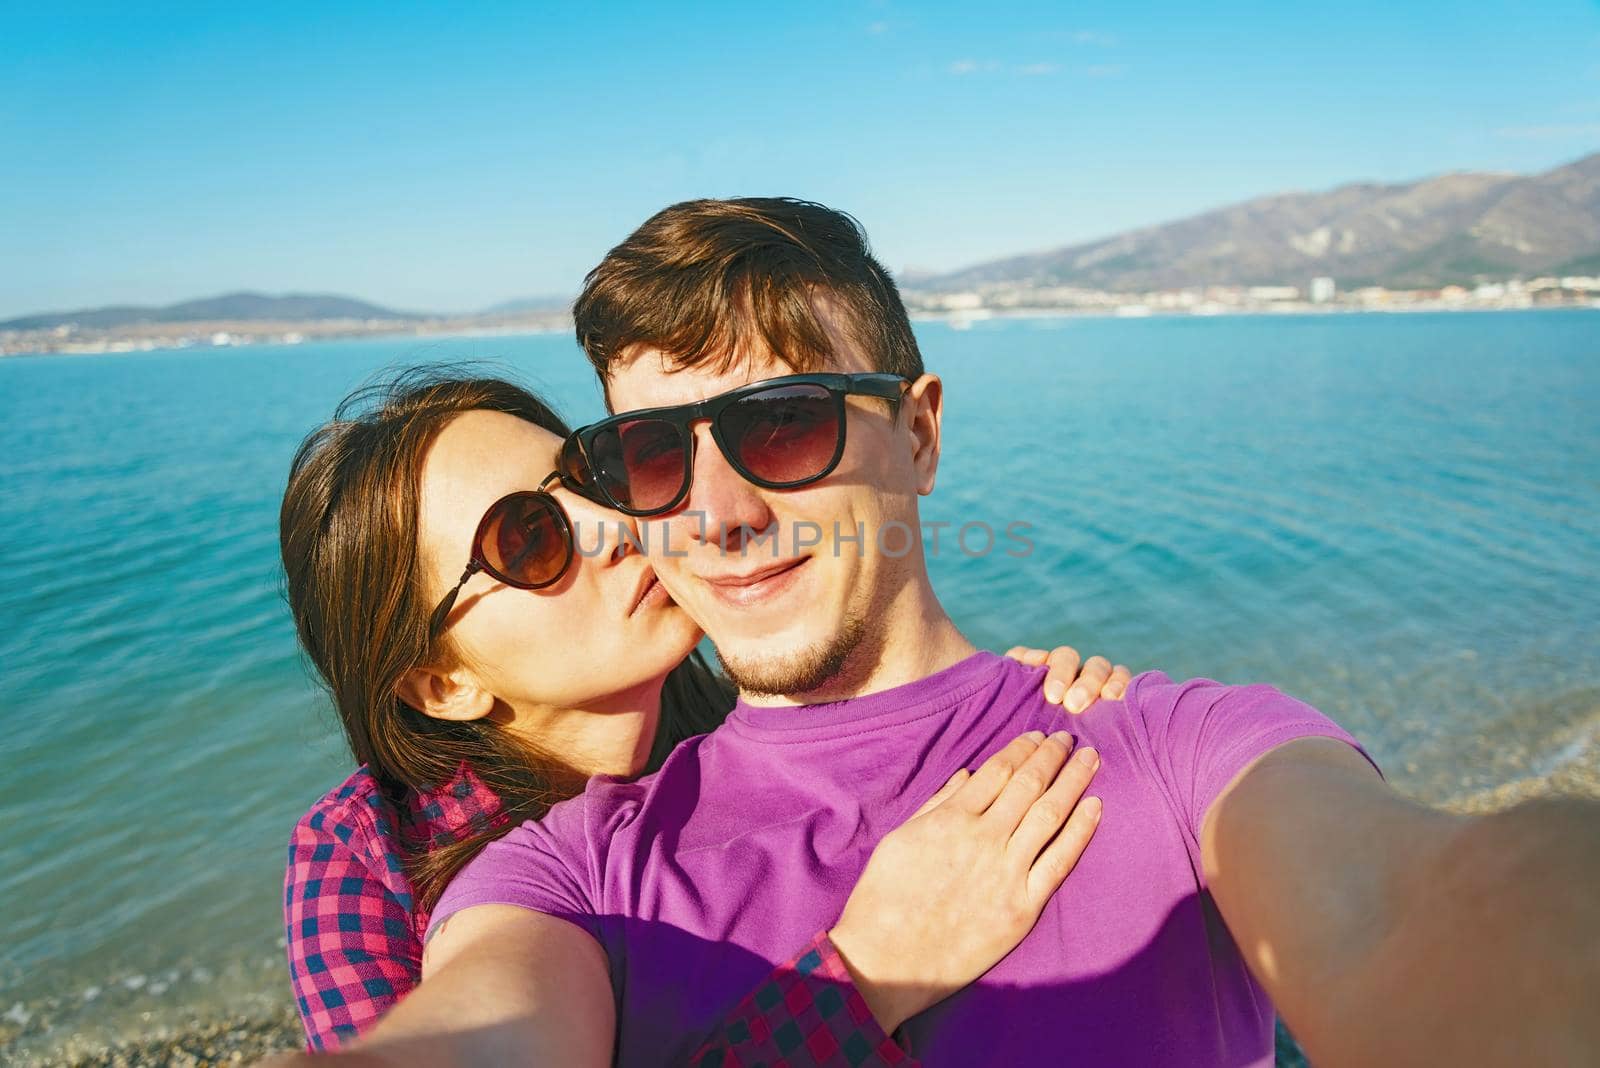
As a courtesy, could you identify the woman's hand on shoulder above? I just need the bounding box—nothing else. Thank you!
[828,731,1103,1033]
[1005,643,1131,713]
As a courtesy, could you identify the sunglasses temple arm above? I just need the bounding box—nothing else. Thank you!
[427,563,480,640]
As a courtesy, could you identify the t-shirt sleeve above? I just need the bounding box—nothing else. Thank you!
[1127,672,1382,845]
[426,787,611,947]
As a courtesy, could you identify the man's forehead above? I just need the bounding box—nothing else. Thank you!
[605,343,874,413]
[600,288,877,412]
[605,347,790,411]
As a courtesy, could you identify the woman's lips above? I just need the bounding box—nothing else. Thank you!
[636,575,674,611]
[627,572,671,616]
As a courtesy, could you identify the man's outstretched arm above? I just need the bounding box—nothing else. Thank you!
[1203,737,1600,1066]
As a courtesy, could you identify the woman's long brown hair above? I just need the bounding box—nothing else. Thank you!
[280,367,732,909]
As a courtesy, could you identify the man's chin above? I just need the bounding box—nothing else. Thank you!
[712,612,869,699]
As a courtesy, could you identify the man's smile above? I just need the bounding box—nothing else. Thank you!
[699,556,810,609]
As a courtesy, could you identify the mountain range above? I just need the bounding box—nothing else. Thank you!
[910,151,1600,293]
[0,292,419,332]
[7,152,1597,330]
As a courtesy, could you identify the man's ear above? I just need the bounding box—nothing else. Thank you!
[904,373,943,496]
[395,664,495,723]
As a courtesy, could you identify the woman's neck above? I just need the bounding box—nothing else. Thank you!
[490,674,668,779]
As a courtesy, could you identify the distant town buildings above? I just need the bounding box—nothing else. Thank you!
[0,309,573,357]
[898,274,1600,324]
[2,278,1596,357]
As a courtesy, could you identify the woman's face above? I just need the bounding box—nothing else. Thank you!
[414,409,704,768]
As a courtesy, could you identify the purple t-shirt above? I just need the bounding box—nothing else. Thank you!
[433,653,1374,1066]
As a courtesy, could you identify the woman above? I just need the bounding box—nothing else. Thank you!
[280,369,1128,1063]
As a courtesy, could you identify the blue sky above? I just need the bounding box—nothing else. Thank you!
[2,1,1597,318]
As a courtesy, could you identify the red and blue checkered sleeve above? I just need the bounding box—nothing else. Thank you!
[283,800,422,1050]
[688,930,917,1068]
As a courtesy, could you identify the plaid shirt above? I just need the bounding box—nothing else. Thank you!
[285,764,915,1065]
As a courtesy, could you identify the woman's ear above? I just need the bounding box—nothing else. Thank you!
[395,665,495,722]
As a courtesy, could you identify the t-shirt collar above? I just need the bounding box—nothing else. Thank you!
[728,650,1003,741]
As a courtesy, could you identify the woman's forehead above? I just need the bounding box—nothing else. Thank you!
[422,410,562,516]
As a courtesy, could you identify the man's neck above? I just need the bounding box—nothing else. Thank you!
[741,581,978,707]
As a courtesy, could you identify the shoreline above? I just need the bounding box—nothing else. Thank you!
[3,302,1595,360]
[911,300,1599,326]
[31,1011,302,1068]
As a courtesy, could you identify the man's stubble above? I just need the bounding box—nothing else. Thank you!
[713,607,881,698]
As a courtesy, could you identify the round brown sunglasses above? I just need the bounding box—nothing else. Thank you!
[427,471,576,640]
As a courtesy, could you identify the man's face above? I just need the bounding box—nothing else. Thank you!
[604,304,941,698]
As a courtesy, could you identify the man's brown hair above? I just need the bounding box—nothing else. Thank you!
[574,197,923,393]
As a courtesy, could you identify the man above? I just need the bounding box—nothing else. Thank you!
[306,199,1600,1066]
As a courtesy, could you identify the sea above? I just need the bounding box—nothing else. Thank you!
[2,309,1597,1060]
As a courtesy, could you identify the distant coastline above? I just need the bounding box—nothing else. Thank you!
[903,273,1600,329]
[912,295,1600,331]
[0,311,572,358]
[3,299,1595,359]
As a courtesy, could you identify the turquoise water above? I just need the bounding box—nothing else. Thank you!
[2,311,1597,1054]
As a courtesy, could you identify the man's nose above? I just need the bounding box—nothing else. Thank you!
[683,422,774,550]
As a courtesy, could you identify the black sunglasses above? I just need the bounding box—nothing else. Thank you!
[559,372,910,518]
[427,471,576,640]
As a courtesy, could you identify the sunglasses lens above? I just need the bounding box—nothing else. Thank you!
[478,493,569,587]
[557,436,595,497]
[591,419,688,513]
[719,384,840,486]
